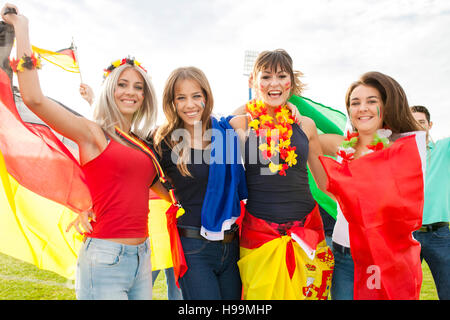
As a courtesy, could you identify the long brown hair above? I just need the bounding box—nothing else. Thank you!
[154,66,214,177]
[345,71,420,133]
[252,49,305,97]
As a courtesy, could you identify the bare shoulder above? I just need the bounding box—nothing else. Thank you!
[318,133,345,156]
[229,114,249,131]
[298,116,317,139]
[77,118,108,148]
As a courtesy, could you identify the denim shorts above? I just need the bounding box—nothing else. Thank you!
[75,237,152,300]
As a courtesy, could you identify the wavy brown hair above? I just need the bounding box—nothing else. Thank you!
[154,66,214,177]
[345,71,421,133]
[252,49,305,97]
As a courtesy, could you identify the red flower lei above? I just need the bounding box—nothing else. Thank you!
[246,100,298,176]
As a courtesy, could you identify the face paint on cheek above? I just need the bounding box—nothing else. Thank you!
[285,81,291,90]
[377,106,380,118]
[201,101,205,109]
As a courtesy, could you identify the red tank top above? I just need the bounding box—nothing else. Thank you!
[82,138,156,238]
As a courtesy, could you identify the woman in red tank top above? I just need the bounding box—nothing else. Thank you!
[3,4,171,300]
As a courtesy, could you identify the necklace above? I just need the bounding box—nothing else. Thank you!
[337,129,392,162]
[246,99,298,176]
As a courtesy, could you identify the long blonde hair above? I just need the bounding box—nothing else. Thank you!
[93,64,158,142]
[154,66,214,177]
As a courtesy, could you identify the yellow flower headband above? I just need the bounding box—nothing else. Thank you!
[103,57,147,79]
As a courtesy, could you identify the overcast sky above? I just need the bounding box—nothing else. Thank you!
[10,0,450,139]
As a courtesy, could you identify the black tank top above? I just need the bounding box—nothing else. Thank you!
[159,140,210,228]
[244,123,316,223]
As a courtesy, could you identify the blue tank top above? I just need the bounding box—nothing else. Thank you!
[244,123,316,223]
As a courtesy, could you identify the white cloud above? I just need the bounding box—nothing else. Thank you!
[11,0,450,139]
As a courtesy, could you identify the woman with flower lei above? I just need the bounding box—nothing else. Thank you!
[318,71,424,300]
[230,49,334,300]
[2,4,172,300]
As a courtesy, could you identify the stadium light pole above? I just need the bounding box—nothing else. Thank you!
[243,50,258,100]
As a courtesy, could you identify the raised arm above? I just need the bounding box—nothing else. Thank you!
[2,5,99,149]
[318,133,344,157]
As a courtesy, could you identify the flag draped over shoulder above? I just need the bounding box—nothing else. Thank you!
[319,133,426,300]
[32,44,79,73]
[289,95,347,219]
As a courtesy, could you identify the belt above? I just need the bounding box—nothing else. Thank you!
[418,222,449,233]
[178,226,238,243]
[332,241,351,256]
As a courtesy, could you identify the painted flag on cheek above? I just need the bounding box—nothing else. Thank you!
[319,133,426,300]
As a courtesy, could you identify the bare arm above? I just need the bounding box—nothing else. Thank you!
[300,116,335,199]
[2,5,100,152]
[318,133,344,156]
[150,180,172,203]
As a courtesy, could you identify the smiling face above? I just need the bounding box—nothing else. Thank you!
[114,67,145,122]
[253,66,292,108]
[348,84,384,134]
[174,78,205,129]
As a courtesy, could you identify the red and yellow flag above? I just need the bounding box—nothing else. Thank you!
[31,44,79,73]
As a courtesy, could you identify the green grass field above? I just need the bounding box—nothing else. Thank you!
[0,252,438,300]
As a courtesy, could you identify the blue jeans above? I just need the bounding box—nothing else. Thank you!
[330,244,354,300]
[152,267,183,300]
[178,236,241,300]
[76,237,152,300]
[413,225,450,300]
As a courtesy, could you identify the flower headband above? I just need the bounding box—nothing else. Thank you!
[103,57,147,79]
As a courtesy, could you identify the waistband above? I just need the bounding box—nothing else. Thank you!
[178,225,238,243]
[84,237,150,254]
[418,222,449,233]
[332,241,351,256]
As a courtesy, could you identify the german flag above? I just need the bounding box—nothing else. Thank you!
[0,69,174,279]
[32,44,79,73]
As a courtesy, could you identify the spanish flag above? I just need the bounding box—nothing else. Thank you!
[31,44,80,73]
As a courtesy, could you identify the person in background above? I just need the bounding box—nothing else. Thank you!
[411,105,450,300]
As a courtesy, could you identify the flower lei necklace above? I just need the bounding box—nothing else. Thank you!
[336,129,392,162]
[246,99,298,176]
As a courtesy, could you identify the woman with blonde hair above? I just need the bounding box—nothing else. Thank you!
[2,4,170,300]
[152,66,247,300]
